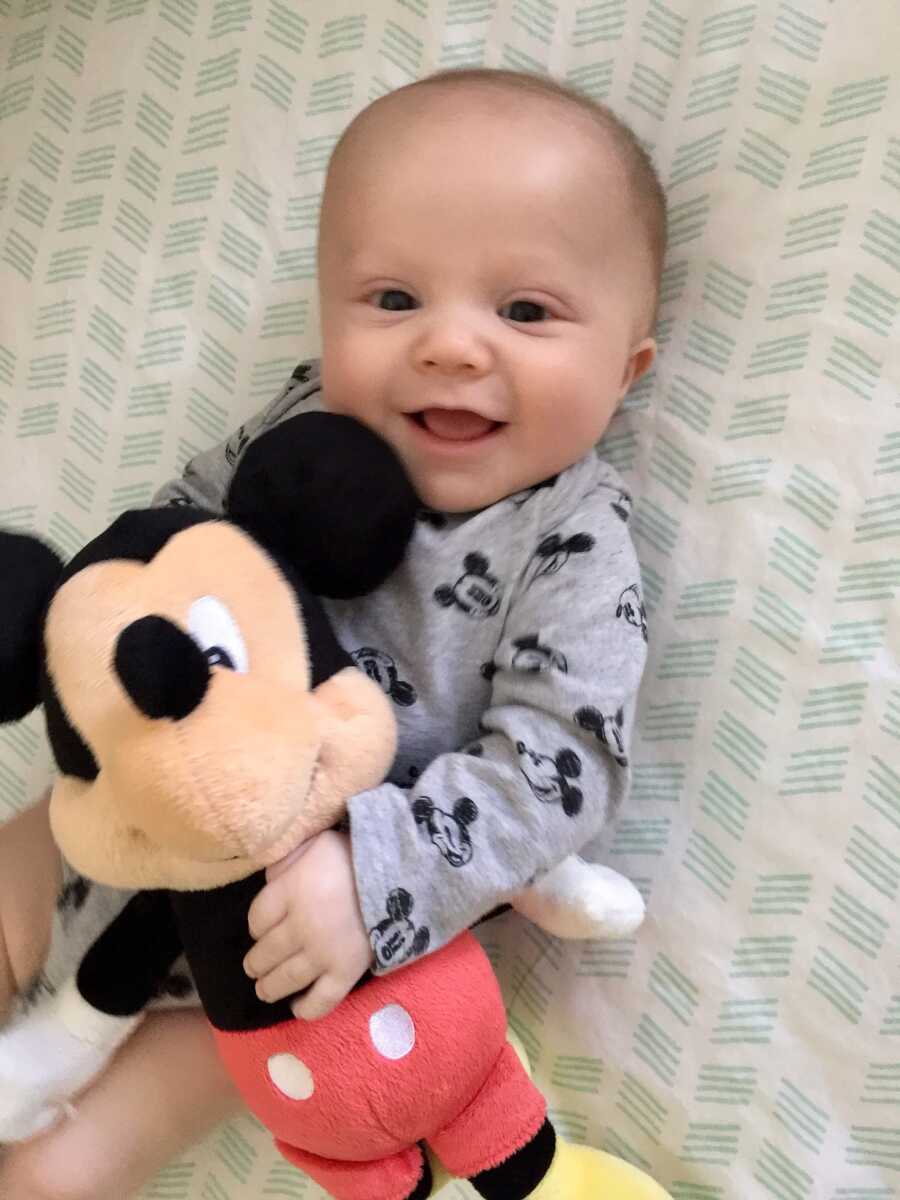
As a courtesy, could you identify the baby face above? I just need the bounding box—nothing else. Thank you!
[317,90,656,513]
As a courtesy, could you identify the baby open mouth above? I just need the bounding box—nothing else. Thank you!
[412,409,503,441]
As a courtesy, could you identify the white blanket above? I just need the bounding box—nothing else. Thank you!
[1,2,898,1196]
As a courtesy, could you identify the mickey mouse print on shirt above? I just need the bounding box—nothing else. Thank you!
[611,490,632,523]
[412,796,479,867]
[369,889,430,971]
[416,508,448,530]
[575,705,628,768]
[516,740,584,817]
[481,634,568,681]
[351,647,417,707]
[525,530,595,588]
[617,583,648,643]
[224,424,250,467]
[434,552,503,619]
[56,873,92,929]
[510,474,558,508]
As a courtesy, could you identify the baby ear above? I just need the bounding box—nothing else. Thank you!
[226,412,419,598]
[0,531,65,721]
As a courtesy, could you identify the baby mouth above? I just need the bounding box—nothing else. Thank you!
[412,409,502,442]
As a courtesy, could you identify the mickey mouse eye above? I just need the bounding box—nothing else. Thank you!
[205,646,236,670]
[187,597,249,674]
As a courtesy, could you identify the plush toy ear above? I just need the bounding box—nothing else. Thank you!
[0,531,65,721]
[226,412,419,598]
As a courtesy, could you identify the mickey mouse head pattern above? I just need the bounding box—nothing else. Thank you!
[516,740,584,817]
[351,647,417,707]
[369,889,431,971]
[611,490,632,523]
[412,796,479,867]
[481,634,568,681]
[575,705,628,768]
[56,873,92,922]
[434,552,503,619]
[224,424,250,467]
[617,584,648,643]
[526,531,595,587]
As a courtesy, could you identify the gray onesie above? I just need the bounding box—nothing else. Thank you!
[24,359,648,1003]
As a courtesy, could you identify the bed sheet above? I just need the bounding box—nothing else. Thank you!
[1,1,898,1196]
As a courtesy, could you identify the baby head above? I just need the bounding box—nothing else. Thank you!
[316,68,667,513]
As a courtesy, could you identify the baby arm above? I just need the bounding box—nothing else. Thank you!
[0,798,239,1200]
[350,484,650,971]
[243,829,373,1020]
[0,791,60,1025]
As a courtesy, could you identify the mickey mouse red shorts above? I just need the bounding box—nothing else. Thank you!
[212,931,546,1189]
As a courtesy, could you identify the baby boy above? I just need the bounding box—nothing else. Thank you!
[0,66,665,1200]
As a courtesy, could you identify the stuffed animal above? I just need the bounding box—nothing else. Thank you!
[0,412,663,1200]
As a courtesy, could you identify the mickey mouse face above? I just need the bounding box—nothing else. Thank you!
[574,705,628,768]
[528,532,595,586]
[616,584,647,642]
[434,553,502,619]
[612,492,633,522]
[413,796,478,867]
[511,635,568,674]
[515,741,583,817]
[42,521,397,892]
[0,412,418,896]
[370,889,430,970]
[351,648,417,707]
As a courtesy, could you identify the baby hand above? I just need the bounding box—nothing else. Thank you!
[243,829,373,1021]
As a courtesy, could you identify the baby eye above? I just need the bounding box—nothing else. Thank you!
[500,299,549,323]
[374,289,417,311]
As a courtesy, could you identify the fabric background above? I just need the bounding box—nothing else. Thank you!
[1,2,898,1196]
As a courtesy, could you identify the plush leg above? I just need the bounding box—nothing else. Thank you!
[425,1030,534,1196]
[467,1117,557,1198]
[428,1035,670,1200]
[428,1040,547,1184]
[0,791,60,1023]
[275,1139,432,1200]
[516,1137,672,1199]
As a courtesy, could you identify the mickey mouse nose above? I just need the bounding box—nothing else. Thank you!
[114,615,210,720]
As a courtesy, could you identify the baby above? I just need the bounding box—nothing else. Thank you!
[0,67,665,1199]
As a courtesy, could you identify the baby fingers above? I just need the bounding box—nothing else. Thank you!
[290,975,351,1022]
[243,918,306,982]
[252,952,318,1004]
[246,880,288,941]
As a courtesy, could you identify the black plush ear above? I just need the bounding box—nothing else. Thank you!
[226,412,419,599]
[0,531,65,721]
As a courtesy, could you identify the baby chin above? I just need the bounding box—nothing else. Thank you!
[397,416,517,511]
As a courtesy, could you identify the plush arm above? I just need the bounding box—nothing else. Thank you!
[151,360,323,513]
[0,890,181,1142]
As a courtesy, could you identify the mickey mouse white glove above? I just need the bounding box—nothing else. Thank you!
[513,855,645,941]
[0,975,143,1143]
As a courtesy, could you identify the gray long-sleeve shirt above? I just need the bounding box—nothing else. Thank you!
[23,360,649,1005]
[153,360,650,972]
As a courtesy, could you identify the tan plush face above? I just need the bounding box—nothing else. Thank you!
[45,522,396,890]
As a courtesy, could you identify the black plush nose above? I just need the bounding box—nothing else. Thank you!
[114,616,210,720]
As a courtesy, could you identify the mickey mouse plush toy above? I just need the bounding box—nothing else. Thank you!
[0,413,664,1200]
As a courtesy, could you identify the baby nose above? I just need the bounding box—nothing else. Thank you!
[415,321,490,375]
[114,615,210,720]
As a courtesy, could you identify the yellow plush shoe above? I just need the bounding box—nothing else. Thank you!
[524,1139,671,1199]
[427,1137,669,1199]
